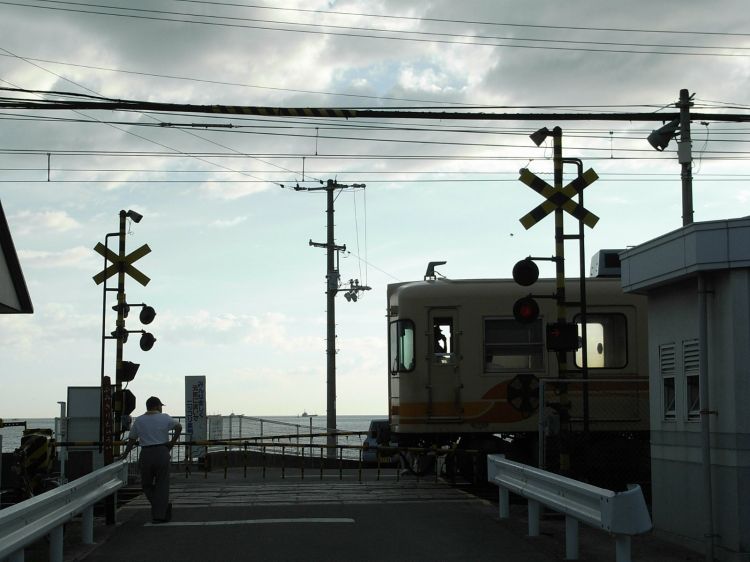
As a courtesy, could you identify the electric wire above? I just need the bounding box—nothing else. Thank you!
[0,48,305,187]
[172,0,750,39]
[15,0,750,53]
[1,1,747,57]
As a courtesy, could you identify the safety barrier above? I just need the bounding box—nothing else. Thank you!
[487,454,651,562]
[0,459,128,562]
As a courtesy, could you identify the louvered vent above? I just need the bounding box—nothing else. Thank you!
[660,344,676,374]
[684,340,700,374]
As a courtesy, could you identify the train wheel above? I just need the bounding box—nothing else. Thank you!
[399,449,436,477]
[457,436,507,483]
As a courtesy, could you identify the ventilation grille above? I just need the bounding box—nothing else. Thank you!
[684,340,700,374]
[660,344,676,374]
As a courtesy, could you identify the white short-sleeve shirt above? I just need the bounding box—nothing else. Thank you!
[129,412,178,446]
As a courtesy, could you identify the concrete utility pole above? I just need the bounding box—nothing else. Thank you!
[303,179,368,458]
[678,88,694,226]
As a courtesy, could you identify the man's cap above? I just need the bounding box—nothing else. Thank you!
[146,396,164,409]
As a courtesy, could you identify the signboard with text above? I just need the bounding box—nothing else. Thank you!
[184,376,207,458]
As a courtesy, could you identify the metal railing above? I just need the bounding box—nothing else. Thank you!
[487,454,651,562]
[116,440,483,485]
[0,460,128,562]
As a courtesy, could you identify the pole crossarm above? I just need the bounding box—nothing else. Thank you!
[518,168,599,229]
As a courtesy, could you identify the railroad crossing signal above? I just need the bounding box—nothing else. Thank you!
[518,167,600,230]
[92,242,151,286]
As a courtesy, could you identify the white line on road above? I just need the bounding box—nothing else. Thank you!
[144,517,355,527]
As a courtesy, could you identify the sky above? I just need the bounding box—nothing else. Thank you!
[1,0,749,418]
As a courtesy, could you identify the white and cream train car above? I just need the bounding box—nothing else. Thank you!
[387,275,649,455]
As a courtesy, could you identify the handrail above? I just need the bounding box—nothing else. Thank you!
[0,460,128,562]
[487,454,651,562]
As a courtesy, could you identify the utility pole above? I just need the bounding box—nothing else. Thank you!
[678,88,694,226]
[300,179,368,458]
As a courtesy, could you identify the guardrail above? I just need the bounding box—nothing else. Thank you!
[0,459,128,562]
[487,454,651,562]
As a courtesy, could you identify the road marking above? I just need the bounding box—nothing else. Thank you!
[145,517,355,527]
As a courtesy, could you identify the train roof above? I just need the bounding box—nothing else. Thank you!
[387,276,636,304]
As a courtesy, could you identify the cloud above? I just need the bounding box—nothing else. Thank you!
[210,216,247,228]
[10,210,82,234]
[199,181,272,200]
[17,246,93,269]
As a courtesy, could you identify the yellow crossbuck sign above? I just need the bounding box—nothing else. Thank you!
[93,242,151,286]
[518,167,600,230]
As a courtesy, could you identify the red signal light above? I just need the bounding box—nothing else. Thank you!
[513,296,539,323]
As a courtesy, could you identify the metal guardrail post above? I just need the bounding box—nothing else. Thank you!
[528,499,541,537]
[566,516,579,559]
[498,487,510,518]
[50,526,64,562]
[615,536,631,562]
[82,505,94,544]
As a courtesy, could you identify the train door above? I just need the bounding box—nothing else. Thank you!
[426,308,462,419]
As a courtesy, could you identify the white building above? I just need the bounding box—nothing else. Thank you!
[620,217,750,562]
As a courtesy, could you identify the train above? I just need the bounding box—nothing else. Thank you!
[385,255,650,483]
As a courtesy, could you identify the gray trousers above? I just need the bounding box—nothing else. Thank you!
[139,445,170,520]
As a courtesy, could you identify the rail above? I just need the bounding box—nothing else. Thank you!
[0,460,128,562]
[487,454,651,562]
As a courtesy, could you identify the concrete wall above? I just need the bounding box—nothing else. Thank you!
[647,270,750,560]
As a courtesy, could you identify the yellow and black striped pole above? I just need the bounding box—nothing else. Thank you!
[551,127,571,474]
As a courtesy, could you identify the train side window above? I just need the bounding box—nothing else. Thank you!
[483,318,544,372]
[389,319,415,373]
[574,313,627,369]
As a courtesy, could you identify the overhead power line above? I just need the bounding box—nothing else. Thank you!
[2,88,750,124]
[2,0,748,57]
[172,0,750,38]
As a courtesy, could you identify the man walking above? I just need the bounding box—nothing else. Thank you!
[121,396,182,523]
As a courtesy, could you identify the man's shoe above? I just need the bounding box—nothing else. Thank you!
[151,518,169,524]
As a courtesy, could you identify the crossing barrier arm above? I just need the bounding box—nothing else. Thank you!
[0,460,128,562]
[487,454,651,562]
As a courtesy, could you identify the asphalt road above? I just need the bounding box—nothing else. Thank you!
[69,469,702,562]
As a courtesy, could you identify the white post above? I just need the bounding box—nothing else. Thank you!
[565,515,579,560]
[82,505,94,544]
[50,526,64,562]
[57,401,68,484]
[528,499,541,537]
[498,487,510,518]
[615,535,632,562]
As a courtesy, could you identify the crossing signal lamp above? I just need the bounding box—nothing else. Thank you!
[140,332,156,351]
[546,322,580,353]
[513,296,540,324]
[120,360,140,382]
[114,388,137,416]
[139,305,156,324]
[512,258,539,287]
[512,258,540,323]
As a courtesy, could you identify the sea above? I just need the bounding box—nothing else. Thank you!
[0,415,381,453]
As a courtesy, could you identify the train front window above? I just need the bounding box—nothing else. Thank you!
[389,319,415,373]
[484,318,544,372]
[574,313,627,369]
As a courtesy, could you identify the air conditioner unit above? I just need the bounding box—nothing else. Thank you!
[590,249,623,278]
